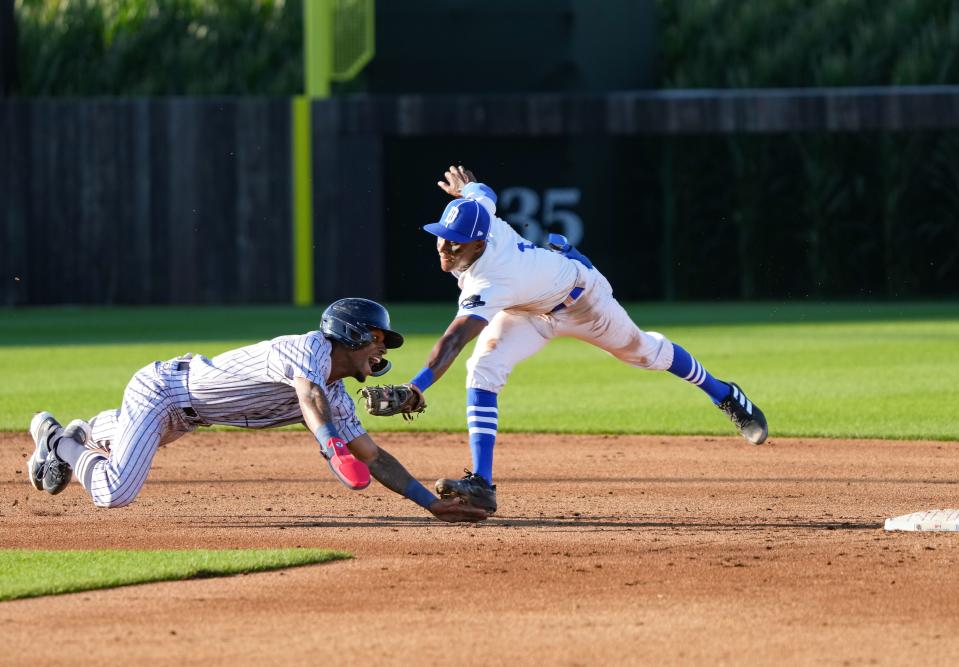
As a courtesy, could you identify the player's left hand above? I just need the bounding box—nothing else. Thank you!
[428,497,490,523]
[438,164,476,197]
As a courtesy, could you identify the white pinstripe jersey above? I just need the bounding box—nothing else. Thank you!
[186,331,365,440]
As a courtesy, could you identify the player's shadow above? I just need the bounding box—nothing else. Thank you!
[153,476,959,486]
[191,514,883,531]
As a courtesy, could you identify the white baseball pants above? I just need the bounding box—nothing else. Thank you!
[466,266,675,393]
[75,357,197,508]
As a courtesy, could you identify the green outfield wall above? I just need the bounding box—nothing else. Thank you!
[2,88,959,305]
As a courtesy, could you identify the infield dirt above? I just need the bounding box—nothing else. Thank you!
[1,431,958,665]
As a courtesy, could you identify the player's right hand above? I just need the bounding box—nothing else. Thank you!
[428,497,490,523]
[437,164,476,198]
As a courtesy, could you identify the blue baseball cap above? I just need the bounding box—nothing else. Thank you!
[423,198,491,243]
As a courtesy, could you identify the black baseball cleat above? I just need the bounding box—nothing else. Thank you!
[435,470,498,513]
[718,383,768,445]
[43,452,73,495]
[42,419,91,494]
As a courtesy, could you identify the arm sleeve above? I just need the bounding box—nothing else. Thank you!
[462,182,498,217]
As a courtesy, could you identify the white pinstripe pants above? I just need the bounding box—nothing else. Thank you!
[77,358,197,508]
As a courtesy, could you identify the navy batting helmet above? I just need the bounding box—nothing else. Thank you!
[320,298,404,350]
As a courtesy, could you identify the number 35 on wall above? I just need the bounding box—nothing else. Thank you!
[499,187,583,246]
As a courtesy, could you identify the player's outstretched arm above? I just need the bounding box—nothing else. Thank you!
[295,376,371,489]
[348,434,489,522]
[438,165,497,216]
[294,376,336,434]
[437,164,476,197]
[364,316,486,419]
[408,315,487,393]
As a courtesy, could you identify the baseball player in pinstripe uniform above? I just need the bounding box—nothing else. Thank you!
[370,166,767,513]
[26,298,488,523]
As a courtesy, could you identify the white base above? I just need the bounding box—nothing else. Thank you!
[884,509,959,532]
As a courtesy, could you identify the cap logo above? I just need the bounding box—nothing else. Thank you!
[427,198,488,242]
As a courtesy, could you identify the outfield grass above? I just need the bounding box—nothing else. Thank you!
[1,302,957,440]
[0,549,350,601]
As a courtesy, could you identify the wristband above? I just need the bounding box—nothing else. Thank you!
[403,479,438,509]
[462,182,496,203]
[409,367,435,392]
[314,422,342,445]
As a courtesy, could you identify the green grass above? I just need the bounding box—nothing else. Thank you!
[2,303,957,440]
[0,548,350,601]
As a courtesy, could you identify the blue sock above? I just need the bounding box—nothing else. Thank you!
[466,388,498,484]
[667,343,730,404]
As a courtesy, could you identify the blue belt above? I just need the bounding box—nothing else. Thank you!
[551,286,584,313]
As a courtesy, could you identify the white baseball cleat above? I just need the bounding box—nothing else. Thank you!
[27,411,63,492]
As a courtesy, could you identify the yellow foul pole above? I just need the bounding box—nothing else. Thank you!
[292,0,332,306]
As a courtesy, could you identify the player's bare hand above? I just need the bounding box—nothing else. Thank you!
[428,496,490,523]
[437,165,477,197]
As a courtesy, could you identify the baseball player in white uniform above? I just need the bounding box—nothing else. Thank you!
[26,298,488,523]
[396,166,768,513]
